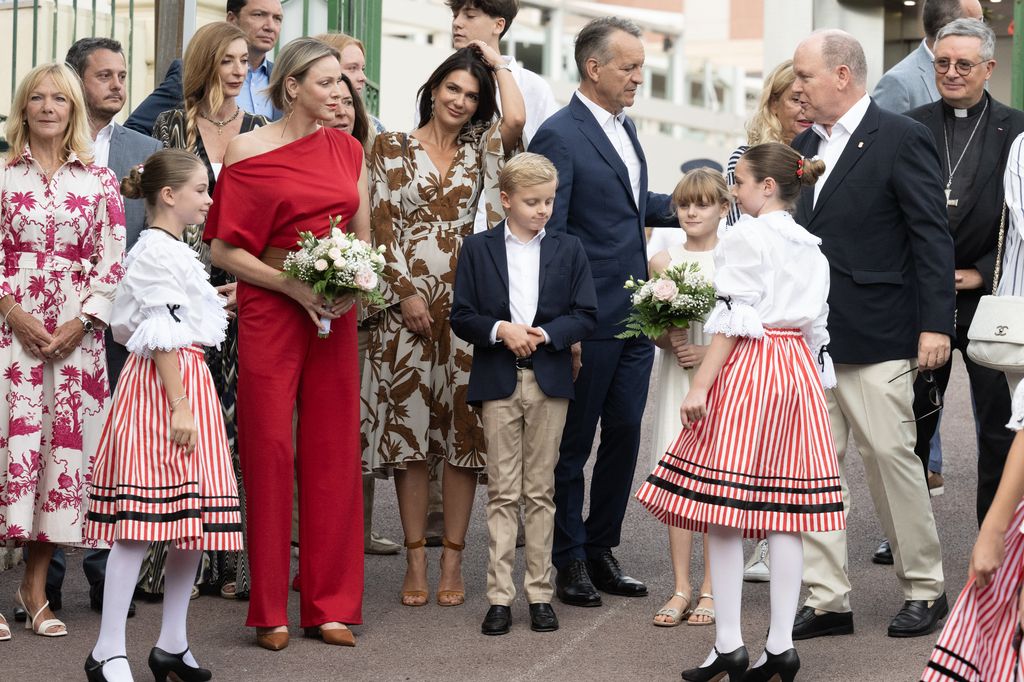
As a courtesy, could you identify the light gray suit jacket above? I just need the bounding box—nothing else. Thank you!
[872,41,939,114]
[105,123,163,389]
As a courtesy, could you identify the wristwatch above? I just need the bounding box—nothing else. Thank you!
[77,314,95,333]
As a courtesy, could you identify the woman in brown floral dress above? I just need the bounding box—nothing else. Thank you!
[362,43,524,606]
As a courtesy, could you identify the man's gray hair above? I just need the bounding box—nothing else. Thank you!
[817,29,867,87]
[574,16,642,80]
[936,17,996,61]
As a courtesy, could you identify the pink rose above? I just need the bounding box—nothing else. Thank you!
[354,268,378,291]
[651,279,678,302]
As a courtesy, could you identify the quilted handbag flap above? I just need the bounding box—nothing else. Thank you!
[967,295,1024,344]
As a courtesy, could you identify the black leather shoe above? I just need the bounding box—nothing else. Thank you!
[872,538,894,565]
[587,550,648,597]
[555,559,602,607]
[742,648,800,682]
[85,653,128,682]
[887,593,948,638]
[90,582,136,617]
[682,646,748,681]
[529,603,559,632]
[148,647,212,682]
[792,606,853,640]
[481,605,511,636]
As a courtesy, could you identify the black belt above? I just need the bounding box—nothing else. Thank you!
[515,357,534,370]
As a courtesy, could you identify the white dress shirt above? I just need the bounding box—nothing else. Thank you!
[489,224,551,345]
[810,93,871,206]
[92,122,115,169]
[574,90,641,208]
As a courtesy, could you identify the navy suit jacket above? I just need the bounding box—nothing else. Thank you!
[125,59,183,136]
[792,99,955,364]
[528,94,677,339]
[450,223,597,406]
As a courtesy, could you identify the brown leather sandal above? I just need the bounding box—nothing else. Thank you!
[401,538,428,607]
[436,537,466,607]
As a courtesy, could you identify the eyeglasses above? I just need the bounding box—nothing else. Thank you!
[932,58,988,77]
[888,366,943,422]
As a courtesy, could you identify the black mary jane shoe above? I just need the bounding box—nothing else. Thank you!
[682,646,749,681]
[85,653,128,682]
[148,647,213,682]
[742,648,800,682]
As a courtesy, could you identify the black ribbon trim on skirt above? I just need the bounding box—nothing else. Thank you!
[647,474,845,515]
[202,522,244,533]
[87,505,241,525]
[90,491,201,505]
[657,458,843,496]
[91,481,200,492]
[932,646,981,675]
[666,453,842,483]
[923,661,971,682]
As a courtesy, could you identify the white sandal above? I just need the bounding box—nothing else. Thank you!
[0,613,10,641]
[688,592,716,626]
[653,591,692,627]
[16,588,67,637]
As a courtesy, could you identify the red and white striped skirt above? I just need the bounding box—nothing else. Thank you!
[921,501,1024,681]
[636,328,845,536]
[85,347,243,551]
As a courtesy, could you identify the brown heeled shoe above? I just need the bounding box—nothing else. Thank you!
[304,624,355,647]
[401,538,428,607]
[255,628,289,651]
[437,537,466,607]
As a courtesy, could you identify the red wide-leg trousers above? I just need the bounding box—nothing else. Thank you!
[236,282,364,627]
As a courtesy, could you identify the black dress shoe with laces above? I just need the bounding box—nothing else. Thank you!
[872,538,894,565]
[792,606,853,640]
[682,646,748,681]
[481,605,512,636]
[529,603,559,632]
[587,550,648,597]
[555,559,602,607]
[888,593,948,638]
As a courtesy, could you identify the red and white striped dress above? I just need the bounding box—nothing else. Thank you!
[921,391,1024,681]
[636,211,845,536]
[84,230,242,551]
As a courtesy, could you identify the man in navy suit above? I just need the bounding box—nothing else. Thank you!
[790,29,954,640]
[529,16,678,608]
[452,153,597,635]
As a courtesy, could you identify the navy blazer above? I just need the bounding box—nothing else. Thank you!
[125,59,183,136]
[528,94,678,339]
[792,99,956,364]
[450,224,597,406]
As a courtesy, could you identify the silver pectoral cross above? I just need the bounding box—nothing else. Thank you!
[945,187,958,207]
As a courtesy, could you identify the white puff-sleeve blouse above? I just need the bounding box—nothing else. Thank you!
[110,230,228,358]
[703,211,836,388]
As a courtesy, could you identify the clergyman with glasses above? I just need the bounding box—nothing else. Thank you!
[906,17,1024,523]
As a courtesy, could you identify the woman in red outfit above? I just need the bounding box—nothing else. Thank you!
[205,37,370,650]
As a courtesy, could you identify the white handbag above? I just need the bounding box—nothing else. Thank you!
[966,203,1024,372]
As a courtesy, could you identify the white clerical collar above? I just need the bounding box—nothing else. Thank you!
[575,90,626,128]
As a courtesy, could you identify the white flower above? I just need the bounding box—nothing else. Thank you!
[651,279,678,302]
[331,228,344,240]
[334,258,348,269]
[354,268,378,290]
[314,259,329,271]
[327,247,342,260]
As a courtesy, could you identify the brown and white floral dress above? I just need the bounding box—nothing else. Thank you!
[361,119,511,474]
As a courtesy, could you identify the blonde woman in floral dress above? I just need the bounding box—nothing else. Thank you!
[362,44,523,607]
[0,63,125,640]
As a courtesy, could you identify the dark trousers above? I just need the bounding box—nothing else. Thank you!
[553,337,653,569]
[29,547,109,598]
[913,322,1014,524]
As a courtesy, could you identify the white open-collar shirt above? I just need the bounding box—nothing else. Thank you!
[810,93,871,207]
[574,90,641,208]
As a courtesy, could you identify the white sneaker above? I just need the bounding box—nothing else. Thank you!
[743,539,770,582]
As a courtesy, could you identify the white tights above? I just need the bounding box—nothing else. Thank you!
[91,541,202,682]
[702,525,803,669]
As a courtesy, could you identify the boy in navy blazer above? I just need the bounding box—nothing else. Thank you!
[451,154,597,636]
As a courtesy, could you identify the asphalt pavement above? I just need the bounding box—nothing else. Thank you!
[1,359,987,681]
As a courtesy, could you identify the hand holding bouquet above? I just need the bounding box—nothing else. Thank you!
[282,216,387,337]
[616,262,716,340]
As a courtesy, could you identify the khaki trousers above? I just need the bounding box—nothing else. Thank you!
[802,360,944,613]
[482,369,568,605]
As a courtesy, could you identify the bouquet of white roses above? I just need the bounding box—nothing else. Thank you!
[616,262,717,340]
[282,215,387,337]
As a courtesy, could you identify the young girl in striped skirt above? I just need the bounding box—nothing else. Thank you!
[922,385,1024,682]
[636,142,845,682]
[84,148,242,682]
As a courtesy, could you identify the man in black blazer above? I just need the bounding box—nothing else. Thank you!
[529,16,678,608]
[905,18,1024,523]
[789,30,956,640]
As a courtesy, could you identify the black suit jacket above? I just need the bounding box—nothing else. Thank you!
[905,95,1024,324]
[125,59,183,136]
[792,99,956,364]
[450,223,597,406]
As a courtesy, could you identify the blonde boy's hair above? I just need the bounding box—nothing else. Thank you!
[671,167,731,210]
[499,152,559,194]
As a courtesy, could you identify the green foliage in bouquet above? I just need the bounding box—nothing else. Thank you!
[616,261,716,340]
